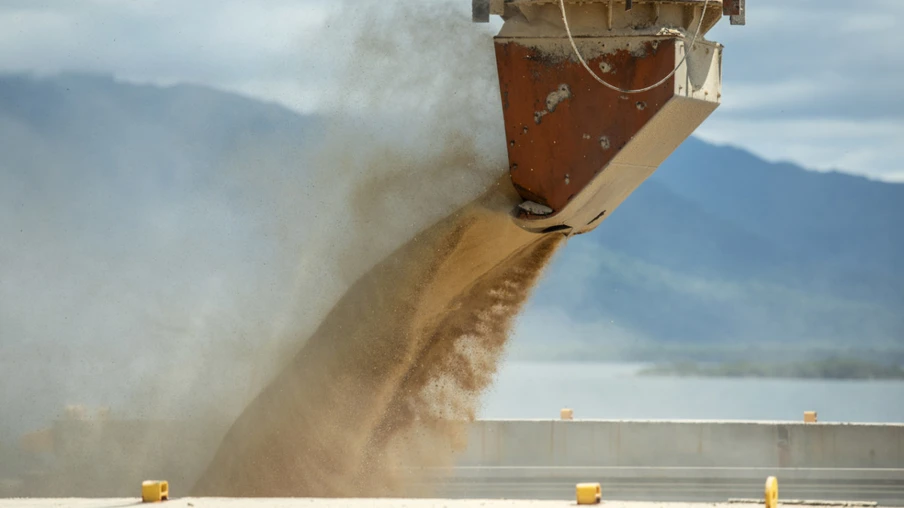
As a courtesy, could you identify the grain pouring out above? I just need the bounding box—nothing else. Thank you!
[194,0,732,496]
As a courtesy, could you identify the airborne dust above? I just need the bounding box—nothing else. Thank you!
[193,190,563,496]
[192,2,563,496]
[190,0,568,496]
[1,0,567,498]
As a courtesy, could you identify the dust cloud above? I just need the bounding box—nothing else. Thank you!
[3,0,567,498]
[192,0,568,495]
[193,189,563,496]
[230,0,511,389]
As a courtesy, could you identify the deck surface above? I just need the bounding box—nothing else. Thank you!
[2,501,893,508]
[0,501,773,508]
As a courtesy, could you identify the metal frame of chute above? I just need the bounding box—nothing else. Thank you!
[474,0,746,26]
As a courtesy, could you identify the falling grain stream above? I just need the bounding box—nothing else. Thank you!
[192,184,564,497]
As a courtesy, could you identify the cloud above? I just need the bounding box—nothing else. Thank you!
[697,117,904,179]
[703,0,904,179]
[0,0,335,111]
[0,0,901,178]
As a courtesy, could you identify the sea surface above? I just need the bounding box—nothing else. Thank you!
[480,361,904,423]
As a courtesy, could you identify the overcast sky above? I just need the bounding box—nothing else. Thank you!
[1,0,902,181]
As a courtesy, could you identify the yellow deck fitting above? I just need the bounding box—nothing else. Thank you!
[765,476,779,508]
[804,411,818,423]
[561,408,574,420]
[576,482,601,505]
[141,480,169,503]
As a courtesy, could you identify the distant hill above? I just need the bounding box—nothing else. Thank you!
[522,140,904,361]
[1,74,902,438]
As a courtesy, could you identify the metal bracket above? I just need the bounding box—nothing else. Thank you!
[723,0,740,15]
[472,0,490,22]
[730,0,746,25]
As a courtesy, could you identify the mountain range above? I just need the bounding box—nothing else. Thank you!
[522,137,904,361]
[2,73,902,375]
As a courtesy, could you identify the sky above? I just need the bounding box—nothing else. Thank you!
[1,0,902,181]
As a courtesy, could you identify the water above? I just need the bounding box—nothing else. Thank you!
[480,362,904,423]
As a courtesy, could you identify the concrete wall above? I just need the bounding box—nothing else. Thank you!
[5,419,903,501]
[458,420,904,469]
[421,420,904,503]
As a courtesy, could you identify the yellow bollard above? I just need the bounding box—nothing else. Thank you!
[561,408,574,420]
[576,482,601,505]
[803,411,817,423]
[765,476,779,508]
[142,480,169,503]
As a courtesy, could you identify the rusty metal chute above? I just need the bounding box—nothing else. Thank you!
[476,0,745,235]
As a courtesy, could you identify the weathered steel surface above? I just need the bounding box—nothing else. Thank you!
[494,38,678,216]
[723,0,741,16]
[730,0,746,25]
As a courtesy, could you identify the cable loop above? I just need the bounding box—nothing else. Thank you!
[559,0,711,94]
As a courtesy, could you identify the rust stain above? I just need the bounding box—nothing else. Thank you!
[494,38,677,214]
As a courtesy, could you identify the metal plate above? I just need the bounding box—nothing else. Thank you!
[494,38,678,214]
[723,0,740,15]
[730,0,745,24]
[473,0,490,22]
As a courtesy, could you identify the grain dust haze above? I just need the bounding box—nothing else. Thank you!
[191,0,567,496]
[1,0,567,497]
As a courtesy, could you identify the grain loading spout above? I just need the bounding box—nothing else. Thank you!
[475,0,745,235]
